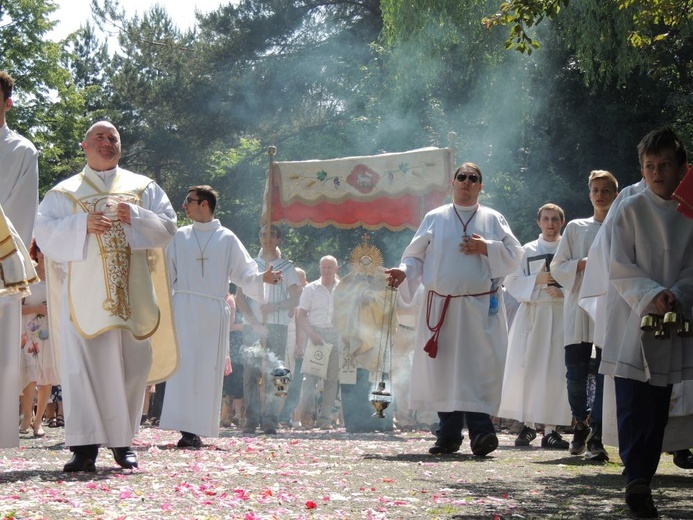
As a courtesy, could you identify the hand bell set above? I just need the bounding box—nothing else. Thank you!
[641,310,693,339]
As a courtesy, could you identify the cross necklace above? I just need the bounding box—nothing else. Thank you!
[192,227,218,276]
[453,203,479,237]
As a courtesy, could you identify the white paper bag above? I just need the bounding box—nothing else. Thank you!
[301,340,333,380]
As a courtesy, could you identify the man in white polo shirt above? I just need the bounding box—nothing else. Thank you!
[296,256,340,429]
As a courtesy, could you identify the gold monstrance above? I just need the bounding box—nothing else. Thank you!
[348,236,397,418]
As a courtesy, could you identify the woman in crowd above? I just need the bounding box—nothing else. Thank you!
[19,239,60,437]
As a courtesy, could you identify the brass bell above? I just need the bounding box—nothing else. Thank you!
[641,314,660,332]
[370,381,392,418]
[663,311,680,330]
[654,326,670,340]
[678,319,693,338]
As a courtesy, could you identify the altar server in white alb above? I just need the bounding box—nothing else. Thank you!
[580,169,693,472]
[599,127,693,519]
[234,224,301,435]
[498,203,572,449]
[35,121,177,472]
[550,169,618,461]
[160,185,281,448]
[0,70,39,449]
[386,162,523,457]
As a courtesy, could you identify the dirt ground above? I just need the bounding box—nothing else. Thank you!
[2,424,693,519]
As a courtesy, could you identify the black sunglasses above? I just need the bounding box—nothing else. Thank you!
[456,173,480,184]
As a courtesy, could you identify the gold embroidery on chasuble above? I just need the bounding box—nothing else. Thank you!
[84,197,134,321]
[57,169,161,340]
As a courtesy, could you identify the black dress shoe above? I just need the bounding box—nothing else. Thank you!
[111,447,138,469]
[672,449,693,469]
[471,432,499,457]
[177,433,203,448]
[63,452,96,472]
[428,439,461,455]
[625,479,658,518]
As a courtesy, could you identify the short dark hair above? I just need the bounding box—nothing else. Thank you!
[1,71,15,101]
[638,127,688,167]
[188,185,218,213]
[260,224,282,239]
[454,162,483,183]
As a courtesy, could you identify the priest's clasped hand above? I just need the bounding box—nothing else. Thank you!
[114,202,132,225]
[87,212,113,234]
[87,203,132,234]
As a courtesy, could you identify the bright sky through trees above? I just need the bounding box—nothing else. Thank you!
[49,0,231,40]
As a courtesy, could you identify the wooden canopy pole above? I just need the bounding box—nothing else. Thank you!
[448,131,457,177]
[263,146,277,258]
[258,145,277,414]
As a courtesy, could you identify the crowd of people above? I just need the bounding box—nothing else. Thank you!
[3,67,693,518]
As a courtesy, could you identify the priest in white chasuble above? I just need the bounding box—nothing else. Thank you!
[1,70,39,449]
[35,121,177,472]
[159,185,281,449]
[386,162,523,458]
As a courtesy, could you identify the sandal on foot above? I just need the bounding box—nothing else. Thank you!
[56,414,65,427]
[47,417,58,428]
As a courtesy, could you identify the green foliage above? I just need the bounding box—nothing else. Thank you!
[480,0,569,54]
[548,1,693,149]
[0,0,59,78]
[381,0,568,55]
[1,0,92,193]
[480,0,693,93]
[207,138,263,183]
[480,0,693,74]
[619,0,693,48]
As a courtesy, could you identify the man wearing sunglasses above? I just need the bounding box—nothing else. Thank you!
[386,162,523,457]
[160,186,282,448]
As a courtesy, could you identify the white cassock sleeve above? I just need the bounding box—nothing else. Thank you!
[0,140,38,246]
[35,193,90,262]
[397,223,430,304]
[227,235,265,304]
[122,181,177,250]
[505,250,538,303]
[484,218,524,279]
[610,206,693,317]
[550,224,580,293]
